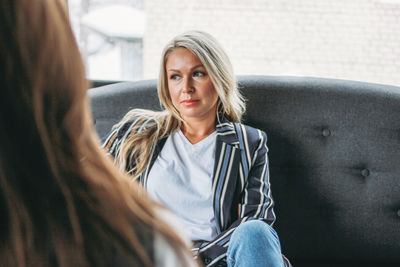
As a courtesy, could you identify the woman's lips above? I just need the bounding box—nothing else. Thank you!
[181,99,199,106]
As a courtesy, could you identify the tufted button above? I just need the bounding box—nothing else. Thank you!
[361,169,370,177]
[397,210,400,217]
[322,128,331,137]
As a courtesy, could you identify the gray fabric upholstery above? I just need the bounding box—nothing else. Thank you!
[89,75,400,266]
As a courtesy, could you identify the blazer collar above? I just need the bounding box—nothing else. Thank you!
[216,113,239,146]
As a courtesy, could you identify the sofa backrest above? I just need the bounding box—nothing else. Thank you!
[89,75,400,266]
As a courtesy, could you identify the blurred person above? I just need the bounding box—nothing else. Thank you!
[103,31,290,267]
[0,0,199,266]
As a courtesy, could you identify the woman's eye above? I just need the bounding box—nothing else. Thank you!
[193,71,205,77]
[170,74,180,80]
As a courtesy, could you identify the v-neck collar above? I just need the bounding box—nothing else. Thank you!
[177,129,217,146]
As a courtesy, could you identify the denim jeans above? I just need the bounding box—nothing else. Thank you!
[227,220,284,267]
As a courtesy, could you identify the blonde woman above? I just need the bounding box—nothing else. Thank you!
[104,31,290,267]
[0,0,199,266]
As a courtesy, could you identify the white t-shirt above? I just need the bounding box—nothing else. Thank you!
[147,130,218,242]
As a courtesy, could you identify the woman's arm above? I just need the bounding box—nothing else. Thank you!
[102,120,133,156]
[197,128,287,266]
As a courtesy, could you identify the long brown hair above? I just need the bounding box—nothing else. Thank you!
[0,0,194,266]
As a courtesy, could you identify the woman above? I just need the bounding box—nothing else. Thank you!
[0,0,198,266]
[104,31,290,267]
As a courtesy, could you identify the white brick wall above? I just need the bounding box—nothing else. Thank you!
[143,0,400,87]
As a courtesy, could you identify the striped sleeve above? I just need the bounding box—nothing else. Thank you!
[101,115,154,159]
[239,127,275,224]
[199,126,283,266]
[101,119,136,159]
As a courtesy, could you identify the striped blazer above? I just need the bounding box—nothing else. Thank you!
[103,114,290,267]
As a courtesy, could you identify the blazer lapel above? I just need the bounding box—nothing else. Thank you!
[212,116,242,233]
[140,137,167,187]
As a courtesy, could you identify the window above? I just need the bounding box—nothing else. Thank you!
[69,0,400,87]
[69,0,144,81]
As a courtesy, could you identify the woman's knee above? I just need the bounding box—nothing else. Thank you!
[232,220,278,241]
[227,221,284,267]
[230,220,281,250]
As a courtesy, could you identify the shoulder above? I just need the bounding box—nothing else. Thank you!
[115,110,160,138]
[217,115,267,143]
[102,109,159,150]
[234,122,268,146]
[234,122,269,169]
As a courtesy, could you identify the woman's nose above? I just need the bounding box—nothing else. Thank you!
[182,77,194,93]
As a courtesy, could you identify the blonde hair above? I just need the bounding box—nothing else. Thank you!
[115,30,246,178]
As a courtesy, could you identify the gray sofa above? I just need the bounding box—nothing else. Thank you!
[89,75,400,267]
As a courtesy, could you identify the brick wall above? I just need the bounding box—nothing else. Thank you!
[143,0,400,87]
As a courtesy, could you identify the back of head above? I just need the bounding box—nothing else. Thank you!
[0,0,88,182]
[0,1,189,266]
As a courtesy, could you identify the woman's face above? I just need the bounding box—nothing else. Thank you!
[166,47,219,123]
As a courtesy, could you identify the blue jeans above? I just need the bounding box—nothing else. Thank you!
[227,220,284,267]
